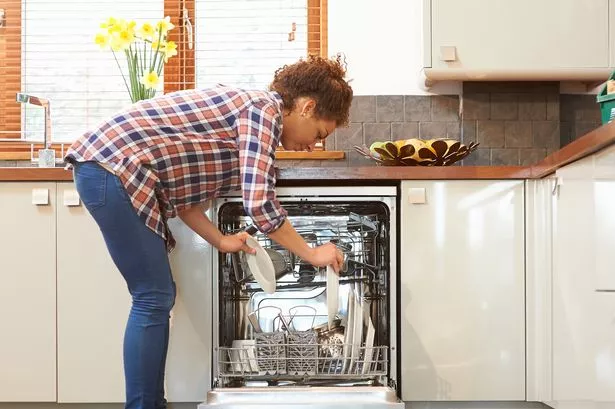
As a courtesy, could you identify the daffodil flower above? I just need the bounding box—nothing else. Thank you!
[163,40,178,62]
[96,17,172,102]
[138,23,155,40]
[110,35,127,52]
[94,33,109,49]
[156,16,175,36]
[100,17,117,31]
[140,71,160,89]
[117,29,135,47]
[151,40,166,51]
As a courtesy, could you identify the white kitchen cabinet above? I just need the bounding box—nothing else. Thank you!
[0,182,57,402]
[399,180,526,401]
[425,0,609,71]
[594,144,615,291]
[552,150,615,403]
[56,182,212,403]
[551,174,597,401]
[56,182,131,403]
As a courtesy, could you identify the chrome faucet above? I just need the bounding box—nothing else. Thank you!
[16,93,51,148]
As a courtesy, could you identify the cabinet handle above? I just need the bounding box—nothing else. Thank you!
[32,188,49,206]
[63,189,81,207]
[552,176,563,196]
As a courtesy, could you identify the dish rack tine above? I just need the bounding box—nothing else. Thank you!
[287,305,317,331]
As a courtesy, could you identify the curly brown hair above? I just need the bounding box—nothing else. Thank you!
[269,54,353,127]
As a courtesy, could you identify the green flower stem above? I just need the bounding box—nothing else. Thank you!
[111,50,131,97]
[126,47,138,102]
[150,29,163,72]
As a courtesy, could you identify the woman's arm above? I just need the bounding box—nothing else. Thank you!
[268,220,343,273]
[178,203,255,254]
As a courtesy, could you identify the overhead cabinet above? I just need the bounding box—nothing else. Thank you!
[423,0,612,82]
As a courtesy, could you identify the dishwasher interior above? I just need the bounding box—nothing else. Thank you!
[212,196,396,390]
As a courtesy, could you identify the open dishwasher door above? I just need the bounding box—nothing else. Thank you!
[199,186,402,408]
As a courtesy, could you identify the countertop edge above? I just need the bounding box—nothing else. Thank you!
[1,121,614,182]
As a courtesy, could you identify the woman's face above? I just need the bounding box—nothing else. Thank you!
[280,97,336,152]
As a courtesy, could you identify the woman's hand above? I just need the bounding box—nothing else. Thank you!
[304,242,344,274]
[218,232,257,254]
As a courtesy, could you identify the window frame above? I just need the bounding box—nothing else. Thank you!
[0,0,341,161]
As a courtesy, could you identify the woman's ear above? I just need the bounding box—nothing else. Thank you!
[300,98,317,117]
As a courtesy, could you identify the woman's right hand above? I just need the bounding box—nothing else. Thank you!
[304,242,344,274]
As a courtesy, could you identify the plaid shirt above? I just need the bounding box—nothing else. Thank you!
[65,85,288,251]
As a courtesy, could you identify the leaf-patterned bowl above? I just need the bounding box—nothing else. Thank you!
[354,138,479,166]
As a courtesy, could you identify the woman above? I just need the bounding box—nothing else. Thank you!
[64,54,352,409]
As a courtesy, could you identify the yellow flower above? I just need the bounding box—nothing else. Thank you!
[109,18,125,34]
[156,16,175,36]
[138,22,155,40]
[140,71,160,89]
[94,33,109,49]
[151,40,166,51]
[110,33,129,52]
[163,40,178,62]
[117,29,135,46]
[100,17,117,31]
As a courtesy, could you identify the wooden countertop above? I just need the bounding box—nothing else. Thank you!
[1,121,614,182]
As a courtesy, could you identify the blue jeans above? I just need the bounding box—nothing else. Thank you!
[73,161,175,409]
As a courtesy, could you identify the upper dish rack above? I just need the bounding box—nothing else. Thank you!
[226,212,386,292]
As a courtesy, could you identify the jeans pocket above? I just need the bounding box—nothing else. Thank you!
[74,162,107,211]
[112,174,133,206]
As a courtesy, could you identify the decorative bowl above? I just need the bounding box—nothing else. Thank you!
[354,138,479,166]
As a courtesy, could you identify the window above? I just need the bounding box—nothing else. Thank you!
[0,0,330,158]
[195,0,308,89]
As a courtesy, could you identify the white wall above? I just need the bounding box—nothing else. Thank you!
[328,0,460,96]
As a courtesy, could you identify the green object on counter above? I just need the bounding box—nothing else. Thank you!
[597,71,615,124]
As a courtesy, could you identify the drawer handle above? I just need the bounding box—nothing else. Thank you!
[32,188,49,206]
[63,190,81,207]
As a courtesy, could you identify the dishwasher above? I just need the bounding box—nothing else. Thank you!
[199,186,402,408]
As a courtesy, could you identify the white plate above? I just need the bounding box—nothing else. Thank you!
[362,316,375,375]
[342,290,355,374]
[326,265,339,330]
[245,236,276,294]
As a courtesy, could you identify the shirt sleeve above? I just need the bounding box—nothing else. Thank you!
[237,100,288,234]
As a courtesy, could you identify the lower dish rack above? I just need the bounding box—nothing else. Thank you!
[217,341,388,379]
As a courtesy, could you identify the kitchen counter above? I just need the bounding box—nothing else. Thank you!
[1,120,614,182]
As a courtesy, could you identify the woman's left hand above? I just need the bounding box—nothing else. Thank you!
[218,232,257,254]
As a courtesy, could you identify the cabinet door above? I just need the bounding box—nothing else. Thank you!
[0,182,56,402]
[400,180,525,401]
[56,182,213,403]
[56,182,130,403]
[552,154,615,402]
[551,176,597,401]
[165,217,213,402]
[429,0,609,70]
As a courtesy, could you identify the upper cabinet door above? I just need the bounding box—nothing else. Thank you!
[0,182,57,402]
[428,0,609,70]
[399,180,526,401]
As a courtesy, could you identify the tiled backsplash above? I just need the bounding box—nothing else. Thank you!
[461,82,561,166]
[0,83,603,168]
[279,81,602,168]
[560,94,602,146]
